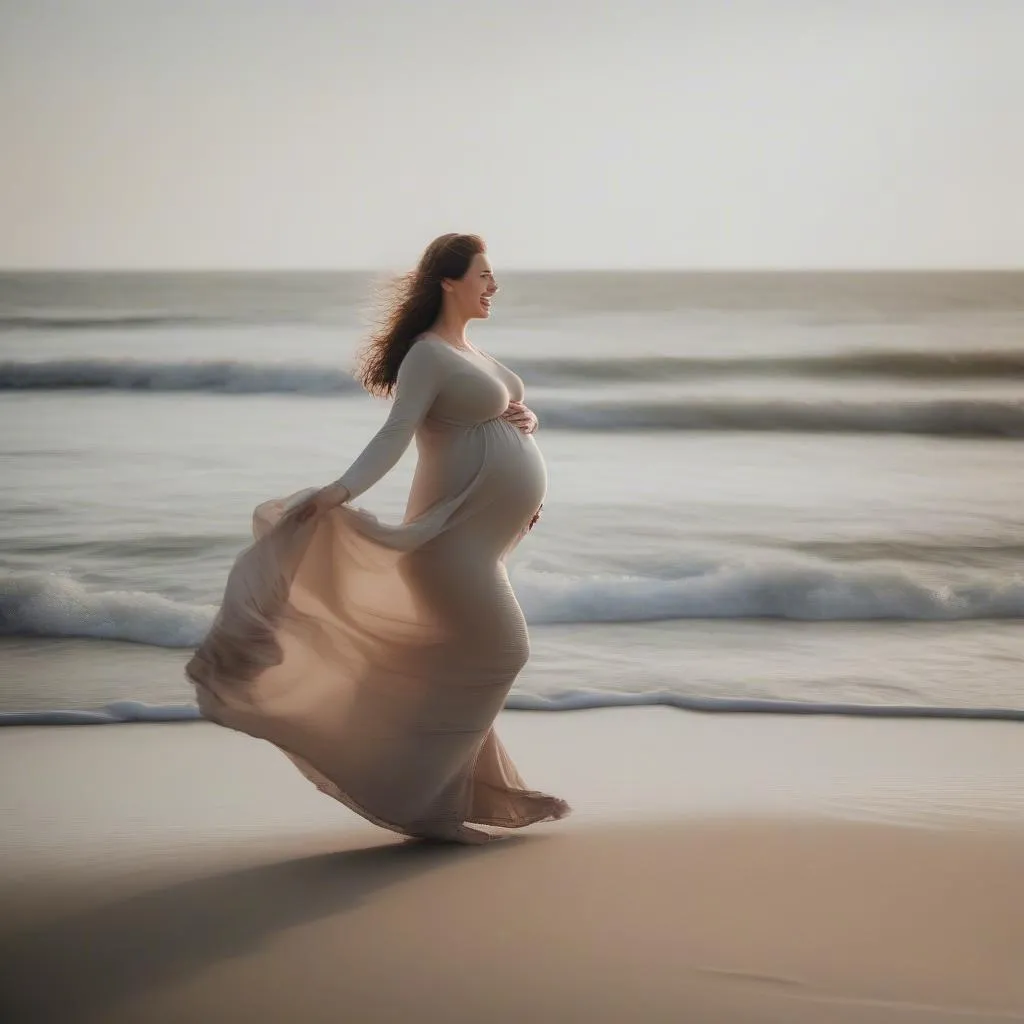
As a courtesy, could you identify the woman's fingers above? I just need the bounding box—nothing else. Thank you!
[281,483,349,528]
[321,482,351,506]
[281,498,317,526]
[502,400,539,435]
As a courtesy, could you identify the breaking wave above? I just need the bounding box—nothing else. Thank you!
[3,560,1022,650]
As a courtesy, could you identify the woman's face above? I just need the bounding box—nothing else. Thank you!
[444,252,498,320]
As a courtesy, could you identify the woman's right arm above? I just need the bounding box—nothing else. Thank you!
[330,339,446,502]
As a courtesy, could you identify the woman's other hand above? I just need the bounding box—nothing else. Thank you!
[285,482,351,525]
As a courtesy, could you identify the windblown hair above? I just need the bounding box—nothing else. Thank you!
[357,233,486,397]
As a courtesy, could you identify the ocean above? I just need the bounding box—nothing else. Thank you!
[1,269,1022,723]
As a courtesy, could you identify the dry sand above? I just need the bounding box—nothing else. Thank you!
[1,709,1022,1023]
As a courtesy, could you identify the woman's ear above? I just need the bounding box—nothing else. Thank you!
[441,280,453,293]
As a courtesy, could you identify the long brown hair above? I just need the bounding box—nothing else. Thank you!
[357,233,486,397]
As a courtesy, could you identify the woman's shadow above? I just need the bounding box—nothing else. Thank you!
[1,835,519,1023]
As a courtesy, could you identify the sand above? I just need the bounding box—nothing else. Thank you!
[1,709,1023,1023]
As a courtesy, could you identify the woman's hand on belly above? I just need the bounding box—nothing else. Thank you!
[501,400,538,435]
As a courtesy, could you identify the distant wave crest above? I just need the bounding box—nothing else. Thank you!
[2,348,1024,385]
[4,349,1024,388]
[535,397,1024,438]
[0,358,360,394]
[3,357,1024,435]
[2,561,1021,651]
[0,313,223,330]
[7,348,1024,388]
[531,350,1024,382]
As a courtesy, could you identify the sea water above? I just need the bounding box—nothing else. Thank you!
[2,270,1022,722]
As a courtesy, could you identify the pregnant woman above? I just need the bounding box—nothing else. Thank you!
[186,233,570,844]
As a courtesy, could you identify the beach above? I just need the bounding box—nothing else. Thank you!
[2,709,1022,1023]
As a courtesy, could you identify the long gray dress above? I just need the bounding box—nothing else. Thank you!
[186,334,570,841]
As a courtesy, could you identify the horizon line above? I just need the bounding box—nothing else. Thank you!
[2,265,1023,275]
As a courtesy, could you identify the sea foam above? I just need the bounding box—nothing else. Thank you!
[2,560,1021,650]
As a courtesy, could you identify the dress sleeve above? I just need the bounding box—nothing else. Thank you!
[334,339,446,501]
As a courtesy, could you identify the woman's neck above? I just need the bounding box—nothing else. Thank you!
[429,307,471,349]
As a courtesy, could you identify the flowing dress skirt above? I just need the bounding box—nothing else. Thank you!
[185,416,569,840]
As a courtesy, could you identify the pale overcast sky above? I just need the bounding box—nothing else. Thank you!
[2,0,1022,270]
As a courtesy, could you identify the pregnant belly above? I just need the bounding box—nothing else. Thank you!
[487,426,547,520]
[409,420,547,538]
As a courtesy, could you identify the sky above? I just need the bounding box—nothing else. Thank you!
[2,0,1023,270]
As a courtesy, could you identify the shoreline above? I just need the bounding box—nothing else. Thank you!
[4,694,1024,726]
